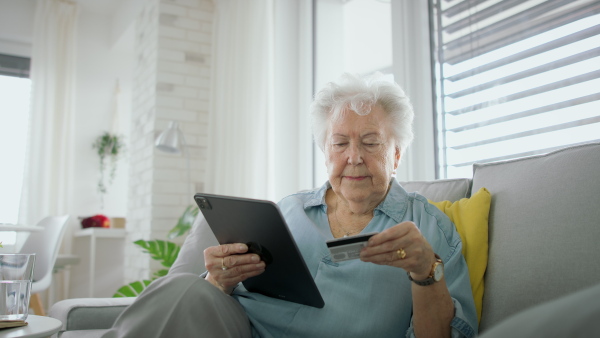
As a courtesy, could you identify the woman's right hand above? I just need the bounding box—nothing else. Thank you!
[204,243,266,294]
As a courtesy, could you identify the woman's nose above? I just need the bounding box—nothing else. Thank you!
[347,143,364,165]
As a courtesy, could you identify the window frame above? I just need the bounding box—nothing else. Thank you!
[0,53,30,78]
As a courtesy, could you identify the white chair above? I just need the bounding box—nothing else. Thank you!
[20,215,70,316]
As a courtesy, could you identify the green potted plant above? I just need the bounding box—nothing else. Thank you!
[92,132,125,208]
[113,205,199,297]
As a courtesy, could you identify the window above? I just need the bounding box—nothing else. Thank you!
[430,0,600,178]
[0,54,31,224]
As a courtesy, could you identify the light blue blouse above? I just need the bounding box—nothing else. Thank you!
[232,179,478,338]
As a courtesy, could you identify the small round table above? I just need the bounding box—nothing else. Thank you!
[0,224,43,253]
[0,315,62,338]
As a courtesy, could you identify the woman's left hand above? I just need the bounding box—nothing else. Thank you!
[360,221,436,280]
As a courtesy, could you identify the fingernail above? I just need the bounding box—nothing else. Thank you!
[252,255,259,262]
[239,244,247,251]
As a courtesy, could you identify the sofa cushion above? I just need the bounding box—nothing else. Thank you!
[400,178,471,202]
[60,329,108,338]
[49,297,134,334]
[479,282,600,338]
[429,187,491,324]
[471,142,600,332]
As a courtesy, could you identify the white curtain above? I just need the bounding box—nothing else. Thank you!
[207,0,275,200]
[19,0,78,308]
[18,0,78,237]
[18,0,78,308]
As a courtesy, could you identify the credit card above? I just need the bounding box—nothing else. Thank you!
[326,232,378,262]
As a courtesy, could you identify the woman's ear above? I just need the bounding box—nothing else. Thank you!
[394,147,401,169]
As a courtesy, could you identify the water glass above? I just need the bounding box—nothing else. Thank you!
[0,254,36,321]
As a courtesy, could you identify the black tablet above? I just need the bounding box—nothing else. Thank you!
[194,193,325,308]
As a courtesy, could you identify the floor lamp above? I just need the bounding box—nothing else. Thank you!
[155,121,192,199]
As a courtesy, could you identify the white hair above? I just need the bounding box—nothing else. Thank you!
[310,72,414,154]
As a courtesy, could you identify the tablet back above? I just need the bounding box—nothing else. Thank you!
[194,193,325,308]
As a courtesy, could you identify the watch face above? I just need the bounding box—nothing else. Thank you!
[433,263,444,281]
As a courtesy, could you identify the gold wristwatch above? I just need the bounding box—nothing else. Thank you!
[407,254,444,286]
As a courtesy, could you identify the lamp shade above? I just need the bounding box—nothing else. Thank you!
[155,121,182,154]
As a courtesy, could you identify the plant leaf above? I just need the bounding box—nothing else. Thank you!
[167,205,199,240]
[134,239,181,268]
[114,207,196,298]
[113,280,152,297]
[153,269,169,279]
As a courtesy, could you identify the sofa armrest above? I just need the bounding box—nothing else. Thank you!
[49,297,135,332]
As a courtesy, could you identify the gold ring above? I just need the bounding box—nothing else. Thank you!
[221,258,227,271]
[397,248,406,260]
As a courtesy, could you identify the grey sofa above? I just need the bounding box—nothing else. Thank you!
[50,142,600,337]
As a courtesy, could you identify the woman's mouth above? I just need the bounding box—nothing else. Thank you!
[343,176,367,181]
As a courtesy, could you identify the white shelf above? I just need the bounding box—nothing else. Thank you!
[70,228,126,298]
[75,228,126,238]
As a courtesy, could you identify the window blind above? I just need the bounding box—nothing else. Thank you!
[0,54,30,78]
[430,0,600,178]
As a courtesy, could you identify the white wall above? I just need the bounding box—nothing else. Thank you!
[0,0,35,57]
[72,9,133,219]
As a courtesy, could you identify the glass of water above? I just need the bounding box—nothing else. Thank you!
[0,253,35,321]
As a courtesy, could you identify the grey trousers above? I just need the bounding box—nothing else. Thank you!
[102,273,252,338]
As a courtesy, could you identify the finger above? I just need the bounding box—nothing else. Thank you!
[363,233,430,261]
[361,242,397,260]
[207,256,267,293]
[203,243,248,264]
[216,243,249,257]
[223,253,262,270]
[361,250,408,266]
[203,243,247,260]
[364,222,425,257]
[367,221,414,247]
[219,261,267,287]
[362,235,414,259]
[221,260,266,280]
[204,244,248,273]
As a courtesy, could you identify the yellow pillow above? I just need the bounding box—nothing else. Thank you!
[429,187,491,324]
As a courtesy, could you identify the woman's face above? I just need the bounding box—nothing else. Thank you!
[324,104,400,207]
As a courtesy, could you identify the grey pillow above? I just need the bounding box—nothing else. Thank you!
[399,178,471,202]
[479,282,600,338]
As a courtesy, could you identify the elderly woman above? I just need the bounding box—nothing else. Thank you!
[104,73,477,338]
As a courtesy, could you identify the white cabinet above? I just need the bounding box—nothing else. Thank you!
[69,228,126,298]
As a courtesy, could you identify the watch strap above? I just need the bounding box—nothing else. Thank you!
[407,254,443,286]
[407,271,436,286]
